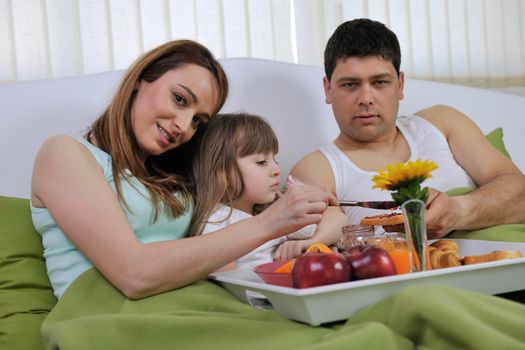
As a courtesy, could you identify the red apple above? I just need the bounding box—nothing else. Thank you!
[292,252,350,288]
[344,245,396,280]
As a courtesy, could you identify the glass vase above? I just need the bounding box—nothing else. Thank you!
[401,199,428,272]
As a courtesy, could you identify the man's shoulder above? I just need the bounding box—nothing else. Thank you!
[290,149,335,191]
[414,104,470,131]
[292,149,331,172]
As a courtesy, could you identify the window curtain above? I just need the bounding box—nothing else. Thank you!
[1,0,524,89]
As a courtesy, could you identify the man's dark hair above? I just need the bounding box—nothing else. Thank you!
[324,18,401,81]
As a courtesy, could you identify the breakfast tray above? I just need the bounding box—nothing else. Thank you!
[208,239,525,326]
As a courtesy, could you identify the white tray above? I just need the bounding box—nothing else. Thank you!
[209,239,525,326]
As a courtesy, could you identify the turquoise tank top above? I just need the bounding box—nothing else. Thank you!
[31,138,193,298]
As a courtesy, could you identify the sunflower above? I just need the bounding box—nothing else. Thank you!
[372,159,438,204]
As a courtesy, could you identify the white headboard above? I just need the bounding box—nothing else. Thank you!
[1,58,524,198]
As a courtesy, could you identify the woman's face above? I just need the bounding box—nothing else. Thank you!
[131,64,219,156]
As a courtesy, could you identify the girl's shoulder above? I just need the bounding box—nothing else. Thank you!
[202,205,252,234]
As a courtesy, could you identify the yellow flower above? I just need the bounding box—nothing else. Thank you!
[372,159,438,191]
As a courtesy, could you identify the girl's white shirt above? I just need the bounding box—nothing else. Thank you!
[202,204,316,269]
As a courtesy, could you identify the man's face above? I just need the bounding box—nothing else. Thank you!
[323,56,404,143]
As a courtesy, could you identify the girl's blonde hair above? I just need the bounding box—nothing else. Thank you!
[86,40,229,220]
[190,113,279,235]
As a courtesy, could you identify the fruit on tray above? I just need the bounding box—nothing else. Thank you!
[262,239,524,288]
[305,242,334,254]
[267,242,399,289]
[292,252,350,288]
[274,242,333,274]
[274,259,295,273]
[343,245,397,280]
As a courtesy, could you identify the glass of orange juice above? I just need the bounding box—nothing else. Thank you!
[366,233,411,275]
[384,238,411,274]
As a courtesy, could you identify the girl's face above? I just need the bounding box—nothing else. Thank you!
[233,152,281,213]
[131,64,219,156]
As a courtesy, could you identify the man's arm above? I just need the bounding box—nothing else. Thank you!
[417,105,525,238]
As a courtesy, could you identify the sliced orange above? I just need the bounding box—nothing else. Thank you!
[274,259,296,273]
[305,242,333,254]
[274,242,333,273]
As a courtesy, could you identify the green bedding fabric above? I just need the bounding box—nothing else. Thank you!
[448,224,525,241]
[42,268,525,350]
[485,127,511,159]
[0,196,57,350]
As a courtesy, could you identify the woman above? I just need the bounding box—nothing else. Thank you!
[31,40,336,300]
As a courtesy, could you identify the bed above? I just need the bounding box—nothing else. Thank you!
[1,58,524,349]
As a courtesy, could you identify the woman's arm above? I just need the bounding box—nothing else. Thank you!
[32,136,336,299]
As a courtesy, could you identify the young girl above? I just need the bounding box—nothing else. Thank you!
[191,113,343,270]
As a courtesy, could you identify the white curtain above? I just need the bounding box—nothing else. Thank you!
[1,0,524,89]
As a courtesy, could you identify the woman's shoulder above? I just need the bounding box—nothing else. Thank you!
[36,135,88,160]
[36,135,112,177]
[40,135,108,159]
[42,134,81,147]
[31,135,109,206]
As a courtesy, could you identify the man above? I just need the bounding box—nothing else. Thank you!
[291,18,525,239]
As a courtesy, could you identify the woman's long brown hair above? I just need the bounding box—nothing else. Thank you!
[190,113,279,236]
[86,40,229,220]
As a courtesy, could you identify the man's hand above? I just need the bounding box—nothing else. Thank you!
[424,188,462,239]
[382,188,462,239]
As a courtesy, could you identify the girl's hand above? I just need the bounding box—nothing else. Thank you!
[273,239,311,261]
[256,184,337,239]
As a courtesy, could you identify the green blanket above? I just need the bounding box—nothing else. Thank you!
[41,222,525,350]
[42,269,525,350]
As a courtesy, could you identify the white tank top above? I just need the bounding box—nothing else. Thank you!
[319,115,476,225]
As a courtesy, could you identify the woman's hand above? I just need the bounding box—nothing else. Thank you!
[256,184,338,239]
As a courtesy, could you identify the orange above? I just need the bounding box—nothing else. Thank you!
[305,242,333,254]
[274,242,333,273]
[274,259,295,273]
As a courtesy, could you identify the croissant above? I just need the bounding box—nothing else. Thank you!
[429,239,523,268]
[463,250,523,265]
[428,245,462,269]
[430,239,459,253]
